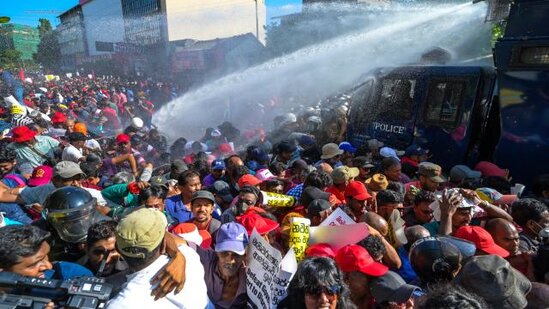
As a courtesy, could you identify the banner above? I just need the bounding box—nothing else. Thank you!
[261,191,295,208]
[309,223,370,251]
[271,248,297,308]
[319,207,355,226]
[247,230,282,309]
[288,217,310,262]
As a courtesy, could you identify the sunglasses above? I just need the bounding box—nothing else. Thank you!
[306,285,341,297]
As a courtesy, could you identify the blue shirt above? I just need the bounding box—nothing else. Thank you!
[165,195,193,223]
[396,246,419,284]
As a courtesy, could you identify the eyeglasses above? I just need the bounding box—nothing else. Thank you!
[305,285,341,297]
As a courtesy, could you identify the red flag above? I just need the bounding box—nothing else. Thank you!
[19,68,25,81]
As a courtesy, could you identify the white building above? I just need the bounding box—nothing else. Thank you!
[80,0,126,56]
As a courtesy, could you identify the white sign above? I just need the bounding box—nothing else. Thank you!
[309,223,370,251]
[319,207,355,227]
[271,249,297,308]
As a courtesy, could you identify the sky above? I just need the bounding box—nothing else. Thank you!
[1,0,302,28]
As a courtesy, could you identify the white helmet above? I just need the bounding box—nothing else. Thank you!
[131,117,144,129]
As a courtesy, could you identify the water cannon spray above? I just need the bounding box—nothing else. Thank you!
[472,0,511,22]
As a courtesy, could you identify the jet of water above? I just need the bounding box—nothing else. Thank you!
[154,1,489,140]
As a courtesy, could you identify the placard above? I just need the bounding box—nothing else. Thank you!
[288,217,310,262]
[309,223,370,251]
[247,230,282,309]
[319,207,355,226]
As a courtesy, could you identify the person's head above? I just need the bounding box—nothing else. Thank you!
[191,190,215,223]
[403,225,430,251]
[214,222,248,279]
[417,283,488,309]
[236,212,279,244]
[511,198,549,238]
[85,221,119,275]
[169,160,188,180]
[412,190,436,224]
[345,181,372,217]
[51,161,86,188]
[269,161,287,178]
[370,271,420,309]
[449,165,481,185]
[209,180,234,209]
[358,235,386,262]
[65,118,75,133]
[236,186,260,215]
[307,199,333,226]
[335,245,389,302]
[454,255,531,309]
[381,157,402,182]
[526,282,549,309]
[177,170,201,199]
[0,225,52,278]
[409,237,462,285]
[331,166,359,188]
[363,212,389,237]
[275,140,296,163]
[352,156,375,180]
[116,133,132,153]
[68,132,86,149]
[304,170,333,190]
[210,159,226,179]
[231,165,250,185]
[263,179,284,194]
[139,185,169,211]
[80,162,101,185]
[320,143,344,166]
[0,145,17,177]
[417,162,445,192]
[453,226,509,258]
[285,257,353,309]
[485,218,520,255]
[376,190,404,220]
[116,208,166,270]
[111,171,135,185]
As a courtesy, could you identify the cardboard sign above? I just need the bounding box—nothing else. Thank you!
[319,207,355,226]
[271,248,297,308]
[247,230,282,309]
[288,217,310,262]
[309,223,370,251]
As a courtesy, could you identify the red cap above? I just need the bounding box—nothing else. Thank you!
[11,126,37,143]
[28,165,53,187]
[116,133,131,144]
[198,230,212,249]
[335,245,388,277]
[345,181,372,201]
[238,174,262,188]
[306,243,336,259]
[51,111,67,124]
[474,161,508,178]
[454,226,509,258]
[236,213,279,236]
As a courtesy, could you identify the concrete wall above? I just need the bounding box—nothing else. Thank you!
[165,0,266,45]
[81,0,125,56]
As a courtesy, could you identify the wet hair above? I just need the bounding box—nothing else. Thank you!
[481,176,511,194]
[86,221,117,247]
[418,284,488,309]
[177,170,201,186]
[281,257,355,309]
[532,174,549,197]
[0,144,16,163]
[381,157,400,172]
[414,190,436,206]
[358,235,386,261]
[376,190,404,207]
[304,171,333,189]
[0,225,51,269]
[139,185,168,205]
[269,162,286,177]
[511,198,548,226]
[112,171,136,184]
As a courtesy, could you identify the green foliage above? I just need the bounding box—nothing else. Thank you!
[491,21,506,46]
[0,49,22,70]
[37,18,52,38]
[33,20,61,71]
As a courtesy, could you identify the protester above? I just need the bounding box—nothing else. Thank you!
[511,198,549,253]
[188,190,221,236]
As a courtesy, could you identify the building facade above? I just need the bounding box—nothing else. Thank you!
[81,0,126,56]
[0,24,40,60]
[57,5,87,70]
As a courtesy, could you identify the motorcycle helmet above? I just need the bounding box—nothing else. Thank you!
[43,187,98,243]
[409,236,462,284]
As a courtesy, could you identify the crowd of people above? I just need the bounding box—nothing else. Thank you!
[0,68,548,309]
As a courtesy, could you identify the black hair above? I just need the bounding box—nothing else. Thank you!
[239,185,261,201]
[481,176,511,194]
[139,185,168,204]
[122,243,162,269]
[80,162,99,178]
[231,165,250,182]
[358,235,386,261]
[0,144,16,163]
[0,225,51,269]
[381,157,400,172]
[280,257,355,309]
[511,198,548,226]
[304,171,333,189]
[86,221,117,247]
[169,137,187,155]
[532,174,549,197]
[386,181,405,196]
[269,162,286,176]
[417,284,488,309]
[264,179,284,190]
[414,190,436,206]
[376,190,404,207]
[192,159,210,180]
[177,170,201,186]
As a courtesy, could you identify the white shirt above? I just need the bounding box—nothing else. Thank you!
[106,245,213,309]
[85,139,102,151]
[62,144,83,163]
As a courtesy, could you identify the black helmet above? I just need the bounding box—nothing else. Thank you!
[44,187,97,243]
[409,236,462,285]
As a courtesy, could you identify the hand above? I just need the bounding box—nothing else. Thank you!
[30,203,44,212]
[137,181,149,190]
[458,189,482,205]
[367,224,382,238]
[43,302,55,309]
[96,205,111,216]
[440,189,462,217]
[150,252,186,300]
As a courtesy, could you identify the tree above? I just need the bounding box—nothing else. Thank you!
[0,49,22,70]
[33,19,61,71]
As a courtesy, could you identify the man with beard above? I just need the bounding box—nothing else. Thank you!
[194,222,249,308]
[188,190,221,237]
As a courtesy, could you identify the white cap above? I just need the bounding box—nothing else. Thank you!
[130,117,144,129]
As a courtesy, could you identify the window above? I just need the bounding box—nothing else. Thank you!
[377,78,416,121]
[424,81,465,128]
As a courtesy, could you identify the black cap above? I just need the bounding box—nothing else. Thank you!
[68,132,87,142]
[369,271,420,304]
[301,186,331,206]
[308,199,331,216]
[277,140,297,154]
[353,156,375,169]
[191,190,216,204]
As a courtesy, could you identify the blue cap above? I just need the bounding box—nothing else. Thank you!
[405,144,428,157]
[251,148,269,164]
[215,222,249,255]
[339,141,357,153]
[211,159,226,170]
